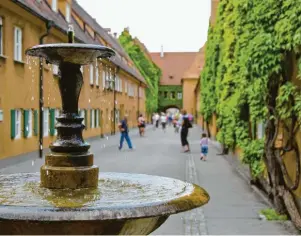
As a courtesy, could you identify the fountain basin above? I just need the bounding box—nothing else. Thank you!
[25,43,115,65]
[0,173,209,235]
[0,172,209,235]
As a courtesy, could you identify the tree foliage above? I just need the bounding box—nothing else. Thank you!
[201,0,301,170]
[119,30,161,114]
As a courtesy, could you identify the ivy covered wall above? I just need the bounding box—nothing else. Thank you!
[119,30,161,114]
[158,85,182,110]
[201,0,301,226]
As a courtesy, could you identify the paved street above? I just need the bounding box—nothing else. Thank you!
[0,125,293,235]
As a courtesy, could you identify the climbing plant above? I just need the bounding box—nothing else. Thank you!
[201,0,301,228]
[119,30,161,114]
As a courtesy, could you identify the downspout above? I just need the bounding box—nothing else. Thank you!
[113,66,120,135]
[38,20,54,158]
[137,81,141,119]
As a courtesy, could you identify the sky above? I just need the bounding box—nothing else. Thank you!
[76,0,211,52]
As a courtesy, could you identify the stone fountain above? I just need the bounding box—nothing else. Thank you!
[0,28,209,235]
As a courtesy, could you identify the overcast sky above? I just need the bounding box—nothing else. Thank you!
[77,0,211,52]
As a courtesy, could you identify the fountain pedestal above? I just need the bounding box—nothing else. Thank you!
[41,62,98,189]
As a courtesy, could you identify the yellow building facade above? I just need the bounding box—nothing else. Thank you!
[0,0,146,159]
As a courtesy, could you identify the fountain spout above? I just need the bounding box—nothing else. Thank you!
[68,24,75,43]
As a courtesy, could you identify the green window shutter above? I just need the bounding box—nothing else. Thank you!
[49,109,55,136]
[23,110,29,138]
[11,110,16,139]
[33,110,38,136]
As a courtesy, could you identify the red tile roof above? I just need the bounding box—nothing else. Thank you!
[13,0,146,85]
[150,52,197,85]
[182,46,205,79]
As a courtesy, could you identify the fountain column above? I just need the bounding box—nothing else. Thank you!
[40,27,98,189]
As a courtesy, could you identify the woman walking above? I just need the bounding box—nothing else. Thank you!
[180,110,191,152]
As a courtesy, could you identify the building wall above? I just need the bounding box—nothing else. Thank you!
[182,79,198,115]
[0,1,146,160]
[158,85,182,110]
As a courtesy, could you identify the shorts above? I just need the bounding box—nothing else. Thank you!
[201,146,208,155]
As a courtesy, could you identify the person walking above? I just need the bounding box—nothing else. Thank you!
[118,116,133,150]
[155,113,160,128]
[138,114,145,137]
[200,132,209,161]
[160,112,167,132]
[180,110,192,152]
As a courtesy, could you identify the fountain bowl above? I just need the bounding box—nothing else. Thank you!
[0,172,209,235]
[25,43,116,65]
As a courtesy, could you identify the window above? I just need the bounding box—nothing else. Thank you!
[53,64,59,75]
[171,92,176,99]
[125,80,127,93]
[177,92,182,99]
[0,109,3,121]
[27,109,33,137]
[164,91,168,98]
[54,109,59,135]
[0,17,3,55]
[95,109,100,127]
[65,3,71,22]
[52,0,58,12]
[257,122,265,139]
[89,64,94,85]
[15,110,21,139]
[14,27,22,61]
[90,109,95,128]
[43,108,49,137]
[80,66,84,74]
[120,78,123,92]
[79,109,85,125]
[95,62,99,86]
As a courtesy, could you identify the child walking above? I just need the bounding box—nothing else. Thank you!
[200,133,209,161]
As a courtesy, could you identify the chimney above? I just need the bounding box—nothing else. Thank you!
[113,32,117,38]
[160,45,164,58]
[104,28,111,33]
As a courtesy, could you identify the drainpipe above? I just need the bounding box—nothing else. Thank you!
[137,82,141,119]
[38,20,54,158]
[112,66,120,135]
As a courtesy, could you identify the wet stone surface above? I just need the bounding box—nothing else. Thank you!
[0,172,208,221]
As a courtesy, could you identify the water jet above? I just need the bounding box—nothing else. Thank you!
[0,27,209,235]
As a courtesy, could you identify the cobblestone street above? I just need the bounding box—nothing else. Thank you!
[0,125,294,235]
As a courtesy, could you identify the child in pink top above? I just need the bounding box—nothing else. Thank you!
[200,133,209,161]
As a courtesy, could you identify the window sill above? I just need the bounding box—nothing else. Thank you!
[14,60,25,65]
[0,54,8,60]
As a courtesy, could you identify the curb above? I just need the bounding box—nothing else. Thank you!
[210,140,300,235]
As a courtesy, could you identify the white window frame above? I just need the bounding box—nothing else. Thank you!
[177,92,182,99]
[14,27,22,62]
[53,64,59,75]
[91,109,95,128]
[125,80,127,93]
[54,109,59,135]
[120,78,122,92]
[43,108,49,137]
[15,109,21,139]
[95,109,99,127]
[95,61,99,86]
[27,109,33,137]
[65,3,71,23]
[80,66,84,73]
[79,109,85,125]
[52,0,58,12]
[0,17,3,56]
[257,122,265,139]
[89,64,94,85]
